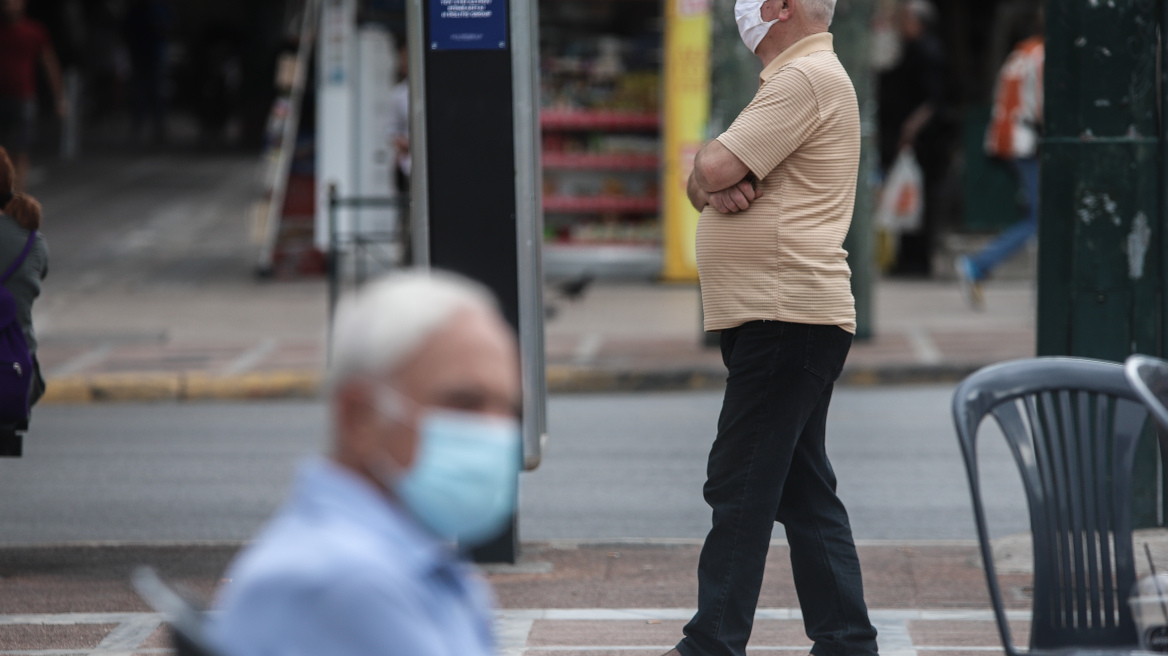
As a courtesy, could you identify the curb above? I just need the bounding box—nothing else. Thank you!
[39,363,990,404]
[41,371,322,404]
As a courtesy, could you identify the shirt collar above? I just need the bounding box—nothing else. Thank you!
[291,458,457,573]
[759,32,834,83]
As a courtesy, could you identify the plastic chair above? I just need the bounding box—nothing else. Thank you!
[952,357,1149,656]
[1124,354,1168,432]
[132,567,223,656]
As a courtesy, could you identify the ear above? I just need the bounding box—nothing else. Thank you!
[775,0,796,22]
[335,381,378,459]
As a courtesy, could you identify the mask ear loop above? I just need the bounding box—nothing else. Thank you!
[364,381,426,490]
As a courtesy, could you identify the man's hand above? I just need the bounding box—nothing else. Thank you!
[708,179,763,214]
[687,171,711,212]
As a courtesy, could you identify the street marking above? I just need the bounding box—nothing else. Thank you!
[88,614,163,655]
[48,345,114,378]
[906,328,943,365]
[871,618,917,656]
[220,339,280,375]
[497,616,534,656]
[0,644,169,648]
[574,334,604,365]
[0,613,159,626]
[518,644,803,648]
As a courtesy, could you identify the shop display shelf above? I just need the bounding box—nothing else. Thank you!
[541,110,660,132]
[543,241,663,279]
[542,152,659,170]
[543,195,659,214]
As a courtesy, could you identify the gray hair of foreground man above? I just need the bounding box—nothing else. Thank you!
[328,270,499,390]
[803,0,836,26]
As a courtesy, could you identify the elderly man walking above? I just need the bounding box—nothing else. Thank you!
[208,271,521,656]
[668,1,878,656]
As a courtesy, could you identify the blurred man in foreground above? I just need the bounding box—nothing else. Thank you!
[208,271,521,656]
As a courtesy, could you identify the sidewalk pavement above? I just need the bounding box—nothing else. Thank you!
[24,152,1035,403]
[0,541,1031,655]
[35,277,1035,403]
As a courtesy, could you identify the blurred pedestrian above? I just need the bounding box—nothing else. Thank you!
[957,8,1043,310]
[674,0,878,655]
[877,0,946,275]
[0,0,67,190]
[0,146,49,413]
[123,0,171,144]
[208,270,520,656]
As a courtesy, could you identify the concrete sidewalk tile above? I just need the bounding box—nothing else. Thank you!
[0,622,117,650]
[907,620,1030,648]
[524,651,665,656]
[36,344,98,374]
[919,651,1004,656]
[527,619,687,646]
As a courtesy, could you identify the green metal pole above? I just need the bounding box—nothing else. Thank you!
[831,0,876,341]
[708,0,762,135]
[1040,0,1163,526]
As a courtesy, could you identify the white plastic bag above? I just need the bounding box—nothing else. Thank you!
[874,150,924,232]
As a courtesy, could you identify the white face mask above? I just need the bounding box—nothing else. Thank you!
[735,0,778,53]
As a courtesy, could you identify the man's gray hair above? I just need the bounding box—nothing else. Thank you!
[328,269,499,390]
[803,0,836,26]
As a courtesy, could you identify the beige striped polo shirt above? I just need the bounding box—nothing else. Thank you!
[696,32,860,333]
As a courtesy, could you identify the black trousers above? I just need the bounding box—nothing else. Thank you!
[677,320,878,656]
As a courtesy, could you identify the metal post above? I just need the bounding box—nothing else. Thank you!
[406,0,431,268]
[831,0,876,341]
[409,0,547,563]
[707,0,760,136]
[327,184,340,358]
[511,0,548,472]
[1040,0,1164,526]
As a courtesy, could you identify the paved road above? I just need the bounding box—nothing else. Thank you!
[0,386,1027,545]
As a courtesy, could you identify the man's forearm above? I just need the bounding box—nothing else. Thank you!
[693,139,751,193]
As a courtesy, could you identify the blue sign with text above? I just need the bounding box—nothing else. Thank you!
[430,0,508,51]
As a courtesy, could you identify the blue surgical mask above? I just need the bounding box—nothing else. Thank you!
[372,388,521,546]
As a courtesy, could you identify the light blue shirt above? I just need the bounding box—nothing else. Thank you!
[207,459,496,656]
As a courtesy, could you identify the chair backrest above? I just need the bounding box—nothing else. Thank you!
[952,357,1145,655]
[1125,354,1168,432]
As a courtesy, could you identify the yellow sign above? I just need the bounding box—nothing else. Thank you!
[661,0,711,281]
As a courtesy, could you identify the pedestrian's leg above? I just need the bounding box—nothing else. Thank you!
[679,322,827,656]
[966,217,1037,279]
[777,385,878,656]
[967,157,1039,279]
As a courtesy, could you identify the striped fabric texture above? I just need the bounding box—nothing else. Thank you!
[697,33,860,333]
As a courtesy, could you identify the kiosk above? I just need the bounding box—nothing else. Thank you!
[407,0,547,563]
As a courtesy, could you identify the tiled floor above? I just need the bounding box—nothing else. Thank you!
[0,608,1030,656]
